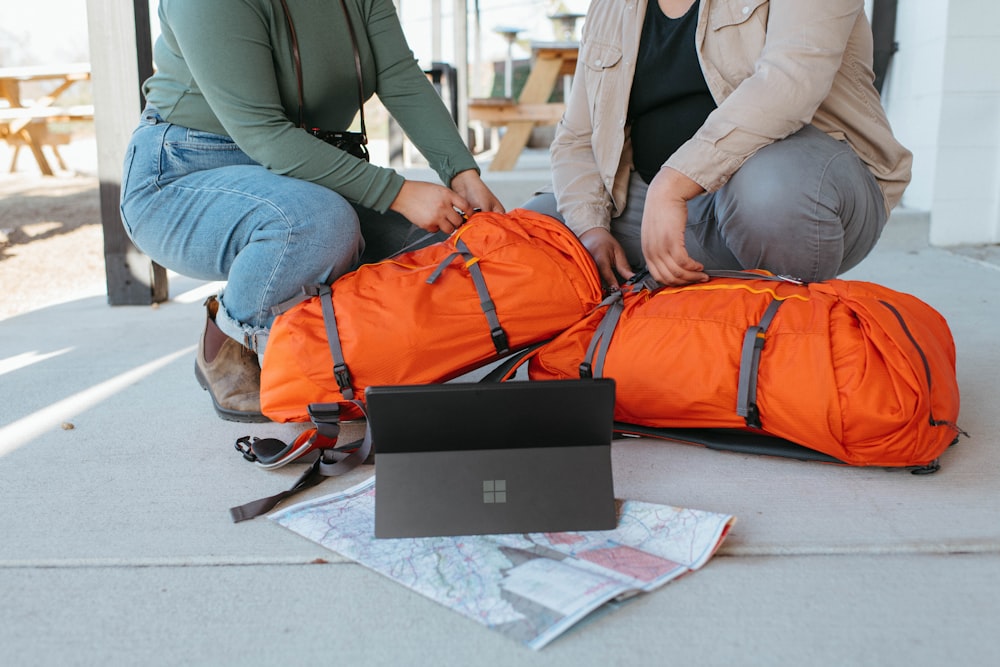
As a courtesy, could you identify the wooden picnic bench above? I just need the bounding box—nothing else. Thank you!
[468,43,577,171]
[0,63,94,175]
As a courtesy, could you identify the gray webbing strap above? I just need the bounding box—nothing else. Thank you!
[316,283,354,400]
[270,284,323,316]
[736,298,784,429]
[705,269,805,285]
[629,272,662,291]
[579,290,625,379]
[228,433,370,523]
[426,250,461,284]
[426,238,510,355]
[317,414,373,477]
[479,343,547,383]
[269,283,355,398]
[229,456,333,522]
[229,399,372,522]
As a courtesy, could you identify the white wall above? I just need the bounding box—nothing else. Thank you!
[883,1,949,213]
[887,0,1000,245]
[930,0,1000,245]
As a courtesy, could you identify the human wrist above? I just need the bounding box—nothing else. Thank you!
[655,166,705,201]
[449,168,480,188]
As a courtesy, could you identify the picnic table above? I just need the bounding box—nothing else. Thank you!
[469,43,578,171]
[0,63,94,175]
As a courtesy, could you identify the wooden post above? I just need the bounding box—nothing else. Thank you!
[85,0,168,305]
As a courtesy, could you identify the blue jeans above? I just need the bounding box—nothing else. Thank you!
[119,108,418,353]
[523,125,888,282]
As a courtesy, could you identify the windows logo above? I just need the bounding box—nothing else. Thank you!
[482,479,507,504]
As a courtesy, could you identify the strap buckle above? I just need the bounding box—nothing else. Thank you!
[234,436,258,462]
[490,327,510,356]
[333,362,352,393]
[308,402,342,442]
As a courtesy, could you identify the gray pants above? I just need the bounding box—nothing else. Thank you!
[522,125,888,282]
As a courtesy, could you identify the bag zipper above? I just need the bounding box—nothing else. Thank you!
[878,300,967,437]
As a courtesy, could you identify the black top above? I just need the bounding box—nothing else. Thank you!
[628,0,717,184]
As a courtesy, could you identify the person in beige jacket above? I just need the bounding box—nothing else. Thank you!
[523,0,912,289]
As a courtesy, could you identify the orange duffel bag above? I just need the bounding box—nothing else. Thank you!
[259,208,603,424]
[523,271,965,469]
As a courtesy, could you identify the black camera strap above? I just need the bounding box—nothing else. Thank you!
[280,0,367,142]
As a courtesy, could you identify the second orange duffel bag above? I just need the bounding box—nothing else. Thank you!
[524,271,965,469]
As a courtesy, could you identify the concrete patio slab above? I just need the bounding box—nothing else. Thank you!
[2,554,996,666]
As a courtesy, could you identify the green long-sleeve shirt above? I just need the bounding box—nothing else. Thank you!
[144,0,478,212]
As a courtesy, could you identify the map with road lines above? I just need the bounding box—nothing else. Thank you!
[271,477,734,650]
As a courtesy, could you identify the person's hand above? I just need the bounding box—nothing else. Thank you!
[450,169,505,214]
[641,167,708,286]
[579,227,635,290]
[389,180,471,234]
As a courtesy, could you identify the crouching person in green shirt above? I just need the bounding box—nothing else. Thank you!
[120,0,503,422]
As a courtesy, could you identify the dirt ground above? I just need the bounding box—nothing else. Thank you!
[0,134,108,321]
[0,170,107,321]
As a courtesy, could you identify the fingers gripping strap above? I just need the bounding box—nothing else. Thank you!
[317,284,354,400]
[579,291,625,378]
[736,298,784,429]
[427,239,510,356]
[628,271,662,292]
[626,269,790,291]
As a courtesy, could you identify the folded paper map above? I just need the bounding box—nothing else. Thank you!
[270,476,734,650]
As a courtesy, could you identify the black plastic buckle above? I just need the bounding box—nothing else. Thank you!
[308,402,340,422]
[624,269,649,286]
[744,404,762,430]
[579,362,593,379]
[308,403,342,441]
[332,363,352,393]
[234,436,258,462]
[491,327,510,356]
[625,269,660,292]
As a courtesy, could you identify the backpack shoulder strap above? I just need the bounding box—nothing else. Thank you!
[229,400,372,522]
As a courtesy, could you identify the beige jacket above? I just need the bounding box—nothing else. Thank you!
[551,0,913,236]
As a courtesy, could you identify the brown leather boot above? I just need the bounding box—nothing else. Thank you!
[194,296,269,423]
